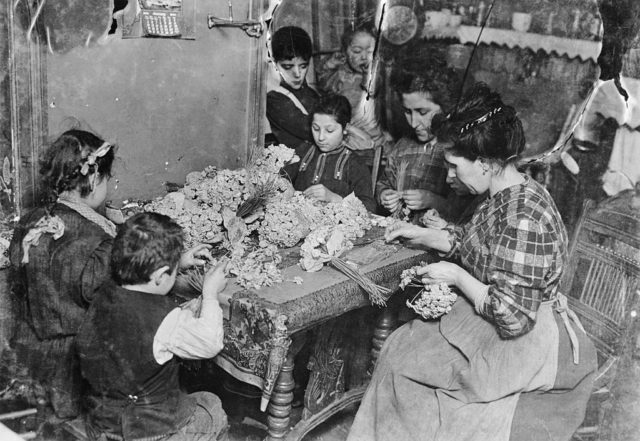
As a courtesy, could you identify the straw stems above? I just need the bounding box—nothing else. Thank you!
[329,257,392,307]
[182,266,205,293]
[236,174,280,218]
[393,159,410,218]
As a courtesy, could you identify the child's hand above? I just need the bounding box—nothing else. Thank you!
[179,244,212,269]
[202,260,229,299]
[303,184,342,204]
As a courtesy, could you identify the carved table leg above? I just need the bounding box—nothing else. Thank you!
[266,354,295,440]
[368,307,397,375]
[302,320,346,420]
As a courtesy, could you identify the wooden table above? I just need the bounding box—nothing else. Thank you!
[206,236,432,440]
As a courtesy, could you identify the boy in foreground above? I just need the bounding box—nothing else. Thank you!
[77,212,229,440]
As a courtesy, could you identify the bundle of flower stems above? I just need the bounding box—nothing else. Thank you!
[329,257,392,307]
[393,159,410,218]
[236,174,281,218]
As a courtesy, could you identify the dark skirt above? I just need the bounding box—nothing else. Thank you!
[9,319,83,419]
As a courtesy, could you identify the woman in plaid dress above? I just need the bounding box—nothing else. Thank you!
[347,83,597,441]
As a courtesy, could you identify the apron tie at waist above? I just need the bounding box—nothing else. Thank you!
[554,293,586,364]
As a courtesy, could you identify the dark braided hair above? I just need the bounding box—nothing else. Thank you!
[39,129,115,204]
[431,82,525,166]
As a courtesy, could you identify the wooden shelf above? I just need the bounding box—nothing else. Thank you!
[422,25,602,62]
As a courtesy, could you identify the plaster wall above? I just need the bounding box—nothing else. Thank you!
[46,0,261,202]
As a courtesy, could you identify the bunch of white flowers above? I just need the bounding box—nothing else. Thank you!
[183,168,250,212]
[299,225,353,272]
[320,193,372,241]
[228,242,283,290]
[144,192,224,247]
[399,268,457,320]
[249,143,300,174]
[257,192,324,248]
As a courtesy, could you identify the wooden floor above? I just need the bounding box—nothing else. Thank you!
[215,375,358,441]
[0,363,359,441]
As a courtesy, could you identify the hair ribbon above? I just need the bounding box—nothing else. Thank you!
[80,142,112,175]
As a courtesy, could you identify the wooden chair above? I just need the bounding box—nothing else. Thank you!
[564,192,640,440]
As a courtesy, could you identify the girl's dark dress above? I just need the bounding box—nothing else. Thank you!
[283,141,376,212]
[8,203,113,418]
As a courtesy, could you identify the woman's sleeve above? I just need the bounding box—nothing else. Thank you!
[477,220,557,338]
[375,147,397,203]
[439,224,466,260]
[266,91,312,147]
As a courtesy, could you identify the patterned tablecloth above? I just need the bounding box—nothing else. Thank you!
[209,234,431,406]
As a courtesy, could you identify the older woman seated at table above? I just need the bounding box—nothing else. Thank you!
[376,66,459,220]
[347,83,597,441]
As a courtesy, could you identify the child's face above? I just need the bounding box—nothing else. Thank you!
[346,32,375,73]
[401,91,441,142]
[276,56,309,90]
[312,113,344,153]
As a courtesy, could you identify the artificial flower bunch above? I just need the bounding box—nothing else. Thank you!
[247,143,300,174]
[258,192,324,248]
[228,242,283,290]
[184,168,250,212]
[143,191,225,247]
[299,225,353,272]
[320,193,372,240]
[399,265,457,319]
[299,225,391,306]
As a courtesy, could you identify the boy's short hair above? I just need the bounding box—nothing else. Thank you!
[111,212,184,285]
[271,26,313,62]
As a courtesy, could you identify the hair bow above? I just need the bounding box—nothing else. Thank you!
[80,142,112,175]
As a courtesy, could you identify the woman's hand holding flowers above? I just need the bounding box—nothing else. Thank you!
[384,221,428,247]
[416,261,463,287]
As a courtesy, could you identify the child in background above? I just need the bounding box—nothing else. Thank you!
[77,212,229,441]
[282,93,376,212]
[266,26,320,151]
[316,26,389,153]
